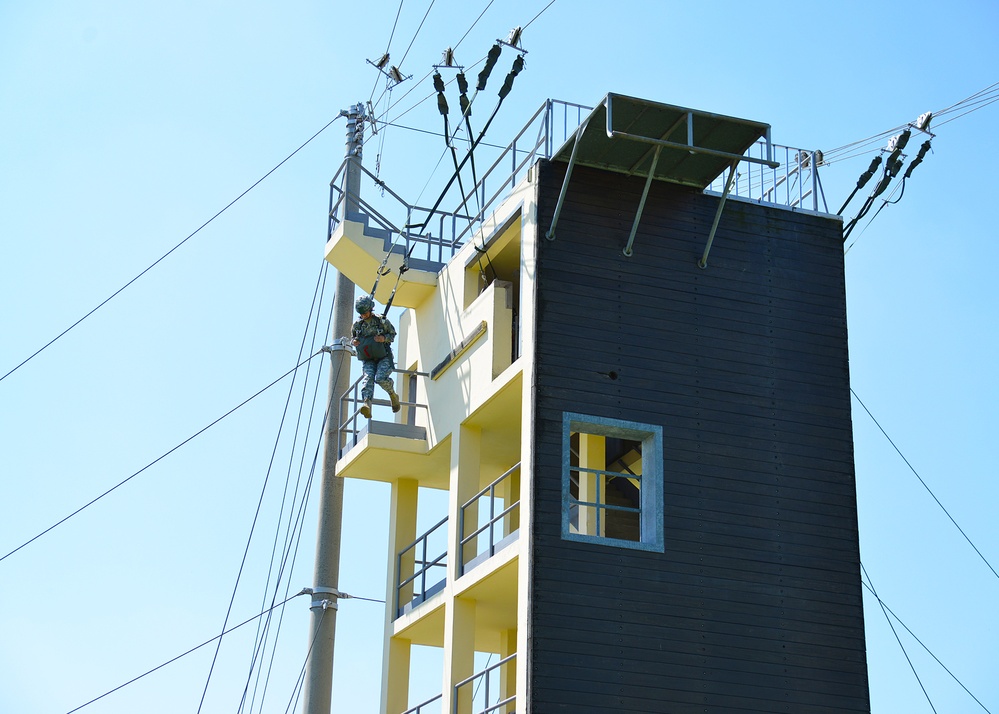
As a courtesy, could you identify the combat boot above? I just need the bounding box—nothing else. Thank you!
[360,399,372,419]
[389,391,401,413]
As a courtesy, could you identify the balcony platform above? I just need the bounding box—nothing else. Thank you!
[324,210,441,309]
[336,427,450,490]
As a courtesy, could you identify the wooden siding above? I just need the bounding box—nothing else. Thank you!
[528,161,869,712]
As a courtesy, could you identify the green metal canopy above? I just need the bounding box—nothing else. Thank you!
[546,93,780,264]
[551,93,778,190]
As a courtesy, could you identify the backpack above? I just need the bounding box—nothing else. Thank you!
[356,335,387,361]
[356,315,389,361]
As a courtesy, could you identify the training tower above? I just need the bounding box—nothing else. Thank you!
[324,93,870,713]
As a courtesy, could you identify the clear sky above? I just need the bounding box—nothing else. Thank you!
[2,1,997,713]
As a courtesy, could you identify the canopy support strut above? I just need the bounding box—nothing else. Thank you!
[698,160,739,269]
[623,144,663,257]
[545,114,591,242]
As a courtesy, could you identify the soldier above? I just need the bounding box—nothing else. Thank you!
[351,295,401,418]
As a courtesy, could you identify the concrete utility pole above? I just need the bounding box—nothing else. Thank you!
[302,102,366,714]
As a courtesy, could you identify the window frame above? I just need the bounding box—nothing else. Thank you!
[561,412,665,552]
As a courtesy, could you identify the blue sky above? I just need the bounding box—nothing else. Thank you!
[2,1,998,712]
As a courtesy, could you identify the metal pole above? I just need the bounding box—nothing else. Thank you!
[302,102,365,714]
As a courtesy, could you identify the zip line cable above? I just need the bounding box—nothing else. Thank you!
[934,94,999,129]
[366,0,555,184]
[932,81,999,121]
[283,607,328,714]
[860,574,993,713]
[379,118,508,149]
[242,291,342,714]
[454,0,496,50]
[412,52,526,232]
[246,272,335,714]
[862,563,939,714]
[0,351,324,565]
[64,591,309,714]
[524,0,558,29]
[367,0,407,104]
[851,388,999,582]
[398,0,437,68]
[195,283,343,713]
[822,82,998,167]
[239,396,326,714]
[238,265,334,714]
[0,115,343,387]
[378,0,495,121]
[367,0,436,114]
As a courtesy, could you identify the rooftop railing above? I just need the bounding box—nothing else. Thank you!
[328,98,828,273]
[706,142,829,213]
[328,99,593,268]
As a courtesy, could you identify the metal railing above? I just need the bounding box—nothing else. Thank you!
[453,654,517,714]
[328,99,828,275]
[328,158,476,266]
[328,99,593,267]
[396,515,449,618]
[339,367,429,454]
[706,142,829,213]
[459,463,521,576]
[401,693,443,714]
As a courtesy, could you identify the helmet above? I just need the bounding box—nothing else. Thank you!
[355,295,375,314]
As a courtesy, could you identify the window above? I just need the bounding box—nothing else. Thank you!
[562,413,664,552]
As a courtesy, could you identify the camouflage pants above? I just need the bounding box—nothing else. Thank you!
[360,354,395,401]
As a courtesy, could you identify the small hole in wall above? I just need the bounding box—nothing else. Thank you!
[607,371,619,380]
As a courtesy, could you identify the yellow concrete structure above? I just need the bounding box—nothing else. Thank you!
[327,173,539,714]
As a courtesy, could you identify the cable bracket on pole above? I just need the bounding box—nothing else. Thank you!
[321,337,356,356]
[305,586,351,611]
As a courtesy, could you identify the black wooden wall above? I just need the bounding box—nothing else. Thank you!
[528,160,870,713]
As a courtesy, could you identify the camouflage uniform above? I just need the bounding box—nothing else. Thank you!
[352,313,398,403]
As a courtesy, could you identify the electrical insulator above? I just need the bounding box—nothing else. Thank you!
[857,156,882,188]
[903,140,931,179]
[477,44,502,91]
[887,129,911,154]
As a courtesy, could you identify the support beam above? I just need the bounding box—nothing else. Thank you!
[545,113,592,242]
[380,478,418,714]
[622,145,663,257]
[443,597,476,714]
[698,160,739,270]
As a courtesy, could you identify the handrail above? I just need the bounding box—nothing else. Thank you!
[453,653,517,714]
[401,693,442,714]
[459,463,521,575]
[338,367,430,455]
[706,143,829,213]
[328,98,828,282]
[327,99,593,269]
[397,515,448,617]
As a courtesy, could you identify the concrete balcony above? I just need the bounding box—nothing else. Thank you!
[324,209,442,309]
